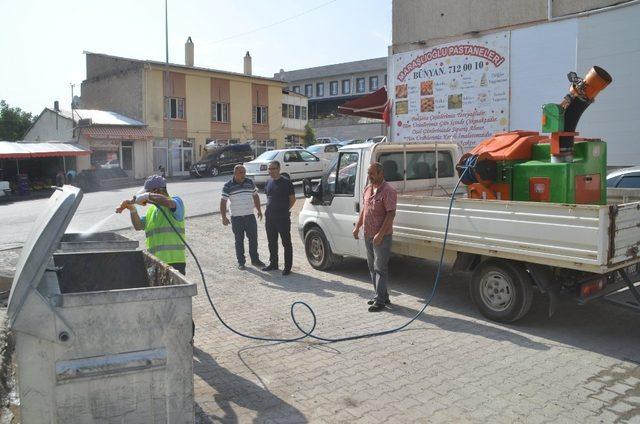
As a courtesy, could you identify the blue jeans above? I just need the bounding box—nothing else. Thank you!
[231,215,260,265]
[365,235,392,304]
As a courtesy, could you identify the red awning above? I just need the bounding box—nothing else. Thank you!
[338,86,389,120]
[0,142,90,159]
[81,126,152,140]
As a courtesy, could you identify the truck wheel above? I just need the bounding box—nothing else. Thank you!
[305,227,338,270]
[470,259,534,323]
[210,166,220,177]
[282,173,291,180]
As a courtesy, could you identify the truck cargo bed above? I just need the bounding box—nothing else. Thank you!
[393,193,640,273]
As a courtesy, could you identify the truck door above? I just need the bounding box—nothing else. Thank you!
[320,151,363,257]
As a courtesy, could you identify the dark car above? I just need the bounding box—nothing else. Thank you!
[190,144,255,177]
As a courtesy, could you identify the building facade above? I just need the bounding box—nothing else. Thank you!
[274,58,387,141]
[81,47,295,176]
[390,0,640,165]
[23,106,152,179]
[281,90,309,147]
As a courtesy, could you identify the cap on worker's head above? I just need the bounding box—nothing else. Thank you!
[143,174,167,191]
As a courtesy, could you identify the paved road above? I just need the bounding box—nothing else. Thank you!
[0,176,302,249]
[111,204,637,423]
[0,202,638,422]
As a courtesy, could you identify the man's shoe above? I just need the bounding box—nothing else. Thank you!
[368,303,385,312]
[282,269,291,276]
[238,264,246,270]
[367,298,391,306]
[261,264,278,271]
[252,260,266,267]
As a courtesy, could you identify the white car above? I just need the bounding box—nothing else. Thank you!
[100,159,120,169]
[315,137,341,144]
[306,143,341,162]
[244,149,327,185]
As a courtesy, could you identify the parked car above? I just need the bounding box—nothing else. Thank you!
[244,149,327,186]
[338,139,366,147]
[306,143,341,162]
[100,159,120,169]
[190,144,254,177]
[365,136,387,143]
[315,137,341,145]
[607,165,640,188]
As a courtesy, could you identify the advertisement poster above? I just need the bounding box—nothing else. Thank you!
[390,32,510,149]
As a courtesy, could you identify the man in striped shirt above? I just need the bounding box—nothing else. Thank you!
[220,165,266,270]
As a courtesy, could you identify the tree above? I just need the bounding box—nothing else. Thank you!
[303,122,316,147]
[0,100,35,141]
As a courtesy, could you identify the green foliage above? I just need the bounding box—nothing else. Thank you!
[0,100,35,141]
[303,122,316,147]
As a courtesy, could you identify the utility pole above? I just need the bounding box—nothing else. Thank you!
[164,0,173,177]
[70,83,75,118]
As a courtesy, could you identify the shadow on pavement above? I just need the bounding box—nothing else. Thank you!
[294,255,640,363]
[193,346,308,424]
[244,267,373,301]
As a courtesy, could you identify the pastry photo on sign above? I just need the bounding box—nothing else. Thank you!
[420,96,435,112]
[420,80,434,96]
[395,84,408,99]
[395,100,408,115]
[448,94,462,110]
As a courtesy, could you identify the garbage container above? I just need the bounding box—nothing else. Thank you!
[7,185,197,423]
[58,232,139,253]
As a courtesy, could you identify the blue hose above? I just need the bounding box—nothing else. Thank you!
[157,166,470,343]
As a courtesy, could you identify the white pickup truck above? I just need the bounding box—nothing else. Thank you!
[298,142,640,322]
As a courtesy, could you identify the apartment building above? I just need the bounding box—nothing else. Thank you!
[274,58,387,141]
[81,41,293,176]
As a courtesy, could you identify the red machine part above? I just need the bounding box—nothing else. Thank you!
[466,130,549,161]
[529,177,551,202]
[575,174,601,204]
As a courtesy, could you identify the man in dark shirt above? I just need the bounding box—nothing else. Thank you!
[262,160,296,275]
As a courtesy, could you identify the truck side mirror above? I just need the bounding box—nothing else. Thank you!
[304,179,323,203]
[303,179,313,198]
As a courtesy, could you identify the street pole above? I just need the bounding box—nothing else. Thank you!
[165,0,173,177]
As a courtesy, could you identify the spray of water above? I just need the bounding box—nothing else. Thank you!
[76,213,117,239]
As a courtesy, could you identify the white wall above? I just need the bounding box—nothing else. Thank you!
[282,93,308,131]
[509,19,578,132]
[23,109,74,141]
[575,3,640,166]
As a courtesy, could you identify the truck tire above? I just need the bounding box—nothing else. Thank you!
[305,227,339,270]
[470,259,534,323]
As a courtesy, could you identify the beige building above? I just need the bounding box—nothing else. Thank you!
[81,43,296,176]
[281,89,309,146]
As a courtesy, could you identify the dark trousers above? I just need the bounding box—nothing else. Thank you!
[170,262,186,275]
[265,213,292,271]
[231,215,260,265]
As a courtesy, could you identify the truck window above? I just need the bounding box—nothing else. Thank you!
[378,153,404,181]
[335,153,358,196]
[378,150,454,181]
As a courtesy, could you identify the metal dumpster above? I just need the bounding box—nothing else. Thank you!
[58,232,139,252]
[7,186,197,423]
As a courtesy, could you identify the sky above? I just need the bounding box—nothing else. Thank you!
[0,0,392,116]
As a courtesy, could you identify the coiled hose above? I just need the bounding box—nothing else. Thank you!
[157,166,470,343]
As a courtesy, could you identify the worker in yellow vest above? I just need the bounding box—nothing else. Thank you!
[118,175,187,274]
